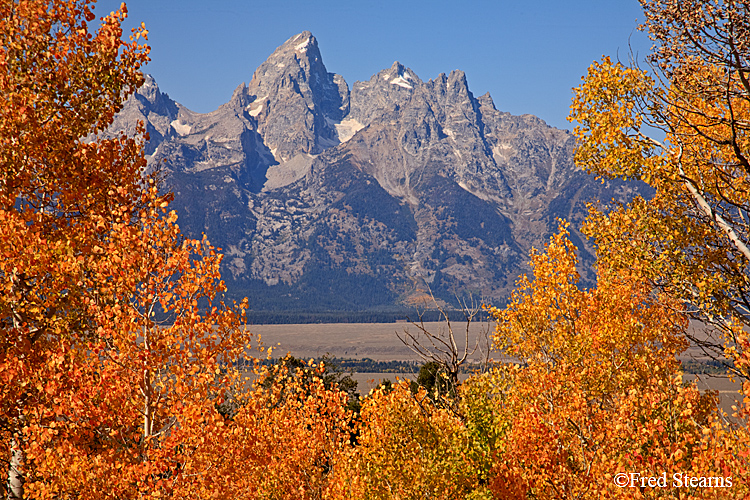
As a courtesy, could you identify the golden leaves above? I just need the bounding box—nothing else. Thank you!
[569,56,664,183]
[328,380,481,499]
[477,224,749,497]
[1,2,262,498]
[564,2,750,489]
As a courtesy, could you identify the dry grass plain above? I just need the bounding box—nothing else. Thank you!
[244,321,744,414]
[247,321,497,362]
[246,320,497,394]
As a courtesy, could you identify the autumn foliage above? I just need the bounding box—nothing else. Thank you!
[569,0,750,372]
[3,0,750,499]
[487,226,747,498]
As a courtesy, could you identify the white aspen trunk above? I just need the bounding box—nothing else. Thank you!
[141,324,152,460]
[8,274,26,500]
[7,432,24,500]
[645,136,750,263]
[681,172,750,262]
[143,367,151,441]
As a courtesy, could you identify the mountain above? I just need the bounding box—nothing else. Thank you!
[109,31,643,312]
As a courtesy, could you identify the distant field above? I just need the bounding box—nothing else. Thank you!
[246,320,733,370]
[246,321,498,362]
[244,321,745,415]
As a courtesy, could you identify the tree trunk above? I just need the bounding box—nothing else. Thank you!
[7,433,24,500]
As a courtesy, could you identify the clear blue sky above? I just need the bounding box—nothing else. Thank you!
[96,0,650,130]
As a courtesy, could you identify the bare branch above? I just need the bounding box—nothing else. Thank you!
[397,285,493,407]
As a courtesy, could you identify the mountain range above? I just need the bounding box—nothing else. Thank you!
[108,31,642,312]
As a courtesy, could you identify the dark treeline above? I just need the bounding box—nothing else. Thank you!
[245,309,494,325]
[681,358,732,375]
[235,356,418,373]
[235,356,492,375]
[235,356,728,376]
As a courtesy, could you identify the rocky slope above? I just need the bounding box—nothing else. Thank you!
[109,31,642,311]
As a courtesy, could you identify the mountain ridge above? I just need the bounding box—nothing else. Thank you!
[107,31,643,311]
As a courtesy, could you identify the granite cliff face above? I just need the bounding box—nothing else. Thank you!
[110,31,641,311]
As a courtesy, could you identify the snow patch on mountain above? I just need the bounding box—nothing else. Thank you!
[170,120,191,136]
[331,118,364,143]
[248,103,264,117]
[492,143,512,161]
[390,76,413,89]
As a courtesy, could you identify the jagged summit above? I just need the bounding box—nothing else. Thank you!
[384,61,417,89]
[248,31,328,93]
[272,31,319,57]
[477,92,497,111]
[108,31,644,311]
[245,31,349,160]
[107,73,180,155]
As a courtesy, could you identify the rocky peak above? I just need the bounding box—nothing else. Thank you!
[384,61,418,89]
[349,61,421,125]
[425,70,480,124]
[133,74,179,118]
[106,73,179,155]
[216,82,251,112]
[247,32,326,101]
[246,31,349,161]
[477,92,497,111]
[137,73,160,103]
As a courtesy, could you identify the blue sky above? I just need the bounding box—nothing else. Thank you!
[96,0,650,130]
